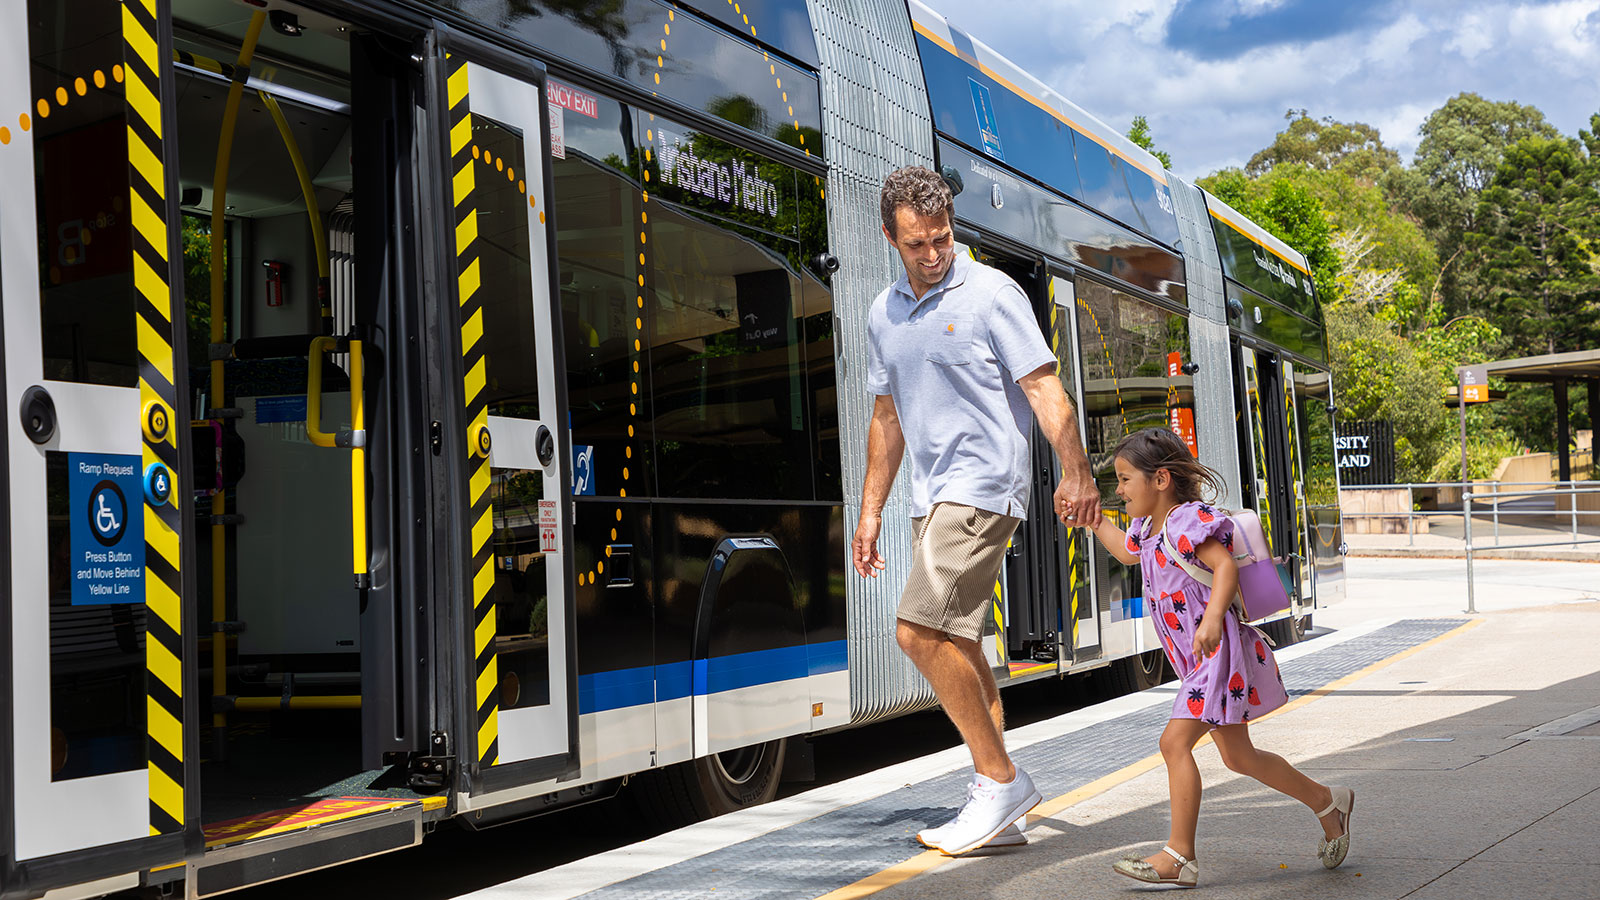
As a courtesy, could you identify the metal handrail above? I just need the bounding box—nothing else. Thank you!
[1340,481,1600,548]
[1463,482,1600,613]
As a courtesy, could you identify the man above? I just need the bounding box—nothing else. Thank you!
[853,166,1102,856]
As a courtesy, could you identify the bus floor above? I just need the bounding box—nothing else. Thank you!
[199,709,422,827]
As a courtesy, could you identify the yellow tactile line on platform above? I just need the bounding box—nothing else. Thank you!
[813,618,1485,900]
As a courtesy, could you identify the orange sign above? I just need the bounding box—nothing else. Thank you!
[1460,365,1490,404]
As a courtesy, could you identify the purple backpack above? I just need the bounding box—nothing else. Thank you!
[1160,508,1291,623]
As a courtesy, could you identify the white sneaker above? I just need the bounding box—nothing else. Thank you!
[918,816,1028,849]
[915,782,1031,849]
[915,781,978,848]
[928,769,1042,856]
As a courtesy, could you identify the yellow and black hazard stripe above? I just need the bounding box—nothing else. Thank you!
[123,0,184,836]
[1046,285,1083,653]
[447,56,499,768]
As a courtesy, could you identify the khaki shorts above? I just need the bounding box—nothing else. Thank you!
[897,502,1022,643]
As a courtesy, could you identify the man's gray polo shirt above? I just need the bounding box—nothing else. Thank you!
[866,253,1056,518]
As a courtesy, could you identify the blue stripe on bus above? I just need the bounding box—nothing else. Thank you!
[575,641,847,714]
[807,639,847,677]
[655,660,693,703]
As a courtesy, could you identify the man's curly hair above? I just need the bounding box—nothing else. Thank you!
[880,166,953,237]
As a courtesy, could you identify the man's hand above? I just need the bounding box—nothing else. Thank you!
[852,512,887,578]
[1054,462,1103,529]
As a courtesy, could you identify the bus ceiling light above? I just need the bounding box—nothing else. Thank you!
[270,10,305,37]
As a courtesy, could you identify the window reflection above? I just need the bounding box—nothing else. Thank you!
[554,92,644,499]
[491,469,550,711]
[32,0,137,386]
[472,116,540,422]
[1074,280,1194,503]
[647,206,810,500]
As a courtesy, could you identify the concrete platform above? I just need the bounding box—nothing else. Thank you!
[463,563,1600,900]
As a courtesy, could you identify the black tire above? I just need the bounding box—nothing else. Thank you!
[630,738,787,829]
[1261,613,1305,647]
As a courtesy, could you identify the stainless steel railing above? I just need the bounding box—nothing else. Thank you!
[1340,481,1600,613]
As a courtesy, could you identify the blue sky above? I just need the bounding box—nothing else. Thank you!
[927,0,1600,182]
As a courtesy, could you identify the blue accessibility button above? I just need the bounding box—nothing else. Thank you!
[144,462,173,508]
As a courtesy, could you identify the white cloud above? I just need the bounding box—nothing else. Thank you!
[924,0,1600,181]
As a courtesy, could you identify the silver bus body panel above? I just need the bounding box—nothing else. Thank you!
[806,0,940,725]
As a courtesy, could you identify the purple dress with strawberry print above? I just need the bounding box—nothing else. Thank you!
[1126,501,1288,727]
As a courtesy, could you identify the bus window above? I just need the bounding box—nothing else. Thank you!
[32,0,137,386]
[647,208,810,500]
[552,85,646,500]
[1074,278,1194,501]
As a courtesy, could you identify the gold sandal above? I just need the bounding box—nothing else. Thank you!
[1316,786,1355,869]
[1112,846,1199,887]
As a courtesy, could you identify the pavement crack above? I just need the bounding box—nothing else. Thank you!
[1451,738,1529,770]
[1397,783,1600,897]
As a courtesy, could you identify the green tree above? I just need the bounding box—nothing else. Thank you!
[1126,115,1172,169]
[1245,109,1400,181]
[181,216,218,366]
[1466,134,1600,355]
[1325,304,1453,481]
[1384,93,1559,318]
[1243,164,1440,329]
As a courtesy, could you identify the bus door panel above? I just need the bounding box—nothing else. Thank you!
[1281,361,1310,602]
[1048,274,1099,664]
[351,33,431,771]
[438,55,577,780]
[972,250,1059,671]
[1239,348,1299,600]
[1292,365,1345,606]
[0,0,191,867]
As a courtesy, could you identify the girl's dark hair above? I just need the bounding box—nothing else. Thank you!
[1112,428,1226,504]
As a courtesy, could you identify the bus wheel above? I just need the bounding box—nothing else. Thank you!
[631,738,787,828]
[1262,614,1305,647]
[1098,649,1168,696]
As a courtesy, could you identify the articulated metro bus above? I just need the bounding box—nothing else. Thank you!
[0,0,1343,896]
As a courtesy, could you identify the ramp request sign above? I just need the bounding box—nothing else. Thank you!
[69,452,145,605]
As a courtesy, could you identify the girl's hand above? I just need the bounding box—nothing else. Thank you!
[1192,615,1223,660]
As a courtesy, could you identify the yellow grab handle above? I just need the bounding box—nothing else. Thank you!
[305,336,370,587]
[349,340,368,584]
[306,336,338,448]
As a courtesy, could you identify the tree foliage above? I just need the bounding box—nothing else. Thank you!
[1126,115,1172,169]
[1383,93,1561,319]
[1245,109,1400,181]
[1465,134,1600,355]
[1325,304,1452,482]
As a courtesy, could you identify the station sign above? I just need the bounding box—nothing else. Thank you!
[1459,365,1490,404]
[68,452,145,605]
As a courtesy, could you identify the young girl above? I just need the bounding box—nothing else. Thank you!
[1082,428,1353,887]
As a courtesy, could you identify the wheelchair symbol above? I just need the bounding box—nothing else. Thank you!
[96,494,121,535]
[88,480,127,546]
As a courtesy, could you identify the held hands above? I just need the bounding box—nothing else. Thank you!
[1192,614,1224,660]
[852,512,886,578]
[1054,465,1103,529]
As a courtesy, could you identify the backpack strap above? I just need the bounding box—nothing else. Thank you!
[1161,528,1248,621]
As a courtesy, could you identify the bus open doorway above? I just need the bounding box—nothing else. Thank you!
[170,1,428,837]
